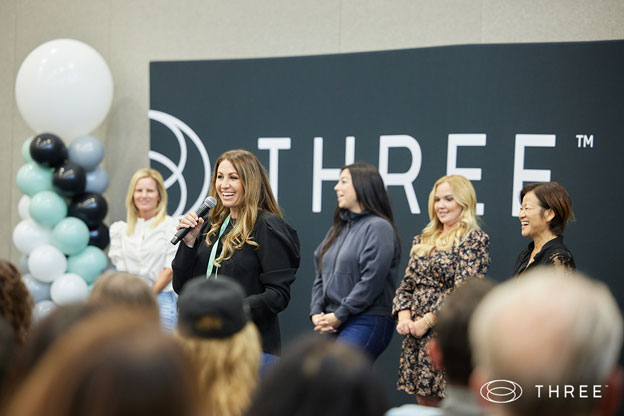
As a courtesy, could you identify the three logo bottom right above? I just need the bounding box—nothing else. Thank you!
[480,379,523,404]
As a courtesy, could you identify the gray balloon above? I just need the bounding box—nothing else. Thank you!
[19,253,30,274]
[68,136,104,171]
[23,273,52,302]
[85,166,109,193]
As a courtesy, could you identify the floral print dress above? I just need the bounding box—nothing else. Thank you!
[392,229,490,397]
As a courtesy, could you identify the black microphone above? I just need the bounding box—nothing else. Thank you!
[170,196,218,245]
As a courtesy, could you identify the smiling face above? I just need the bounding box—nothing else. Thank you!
[434,181,463,231]
[133,177,160,220]
[519,191,553,240]
[215,159,245,218]
[334,169,362,213]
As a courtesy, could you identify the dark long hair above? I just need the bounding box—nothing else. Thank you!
[318,162,399,267]
[245,335,389,416]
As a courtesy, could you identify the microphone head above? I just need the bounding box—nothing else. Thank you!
[205,196,217,208]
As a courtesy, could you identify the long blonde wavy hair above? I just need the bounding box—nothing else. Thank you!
[125,168,168,235]
[205,149,281,266]
[175,322,261,416]
[411,175,480,257]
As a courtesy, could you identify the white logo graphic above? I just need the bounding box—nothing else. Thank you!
[148,110,211,216]
[480,379,523,404]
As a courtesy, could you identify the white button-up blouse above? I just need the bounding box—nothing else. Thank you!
[108,215,179,292]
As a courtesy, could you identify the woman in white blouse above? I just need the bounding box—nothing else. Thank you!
[108,168,179,330]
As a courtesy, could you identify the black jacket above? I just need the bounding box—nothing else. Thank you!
[172,211,300,354]
[513,236,575,276]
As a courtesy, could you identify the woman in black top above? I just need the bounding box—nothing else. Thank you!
[172,149,300,358]
[513,182,575,275]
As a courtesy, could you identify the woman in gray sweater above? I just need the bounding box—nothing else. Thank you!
[310,162,400,361]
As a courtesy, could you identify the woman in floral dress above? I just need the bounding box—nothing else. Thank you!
[393,175,490,406]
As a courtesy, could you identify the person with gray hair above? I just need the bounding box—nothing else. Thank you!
[469,267,623,416]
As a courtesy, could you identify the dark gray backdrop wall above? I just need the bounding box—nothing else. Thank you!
[150,40,624,406]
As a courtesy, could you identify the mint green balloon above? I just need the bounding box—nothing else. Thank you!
[52,217,89,255]
[21,136,34,163]
[16,163,53,196]
[67,246,108,284]
[29,190,67,227]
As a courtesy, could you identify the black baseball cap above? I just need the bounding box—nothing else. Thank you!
[177,276,250,339]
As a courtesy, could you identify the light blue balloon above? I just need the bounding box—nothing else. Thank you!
[33,300,56,321]
[29,190,67,227]
[68,136,104,171]
[52,217,90,255]
[21,136,34,163]
[16,163,53,196]
[23,273,51,302]
[85,166,109,193]
[67,246,108,284]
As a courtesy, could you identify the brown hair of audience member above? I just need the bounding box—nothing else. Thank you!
[245,335,389,416]
[176,322,261,416]
[520,182,574,236]
[6,303,102,393]
[4,308,199,416]
[0,260,32,346]
[430,278,494,385]
[0,317,16,411]
[88,271,159,320]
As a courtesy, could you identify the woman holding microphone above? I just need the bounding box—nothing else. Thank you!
[172,149,300,361]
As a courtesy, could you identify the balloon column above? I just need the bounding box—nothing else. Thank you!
[13,39,113,320]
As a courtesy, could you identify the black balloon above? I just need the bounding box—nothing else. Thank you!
[53,162,86,197]
[69,193,108,229]
[88,223,110,250]
[30,133,68,168]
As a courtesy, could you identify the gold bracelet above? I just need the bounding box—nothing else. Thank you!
[423,313,435,329]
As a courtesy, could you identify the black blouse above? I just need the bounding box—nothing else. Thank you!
[513,236,575,276]
[172,211,300,354]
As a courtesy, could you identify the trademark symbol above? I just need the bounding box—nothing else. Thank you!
[576,134,594,148]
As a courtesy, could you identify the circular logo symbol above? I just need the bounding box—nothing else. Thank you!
[148,110,211,216]
[480,379,523,404]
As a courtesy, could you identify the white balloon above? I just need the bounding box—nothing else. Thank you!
[28,244,67,283]
[23,273,51,303]
[12,219,53,254]
[15,39,113,140]
[50,273,88,305]
[18,195,31,220]
[33,300,56,321]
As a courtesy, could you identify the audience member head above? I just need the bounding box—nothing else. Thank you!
[0,260,33,345]
[519,182,574,237]
[11,303,102,383]
[89,271,160,322]
[428,277,494,386]
[125,168,168,231]
[5,307,198,416]
[245,335,389,416]
[469,268,623,416]
[177,276,261,416]
[0,317,16,407]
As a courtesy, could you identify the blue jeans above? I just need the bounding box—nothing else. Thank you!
[157,291,178,332]
[260,353,280,376]
[336,314,394,361]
